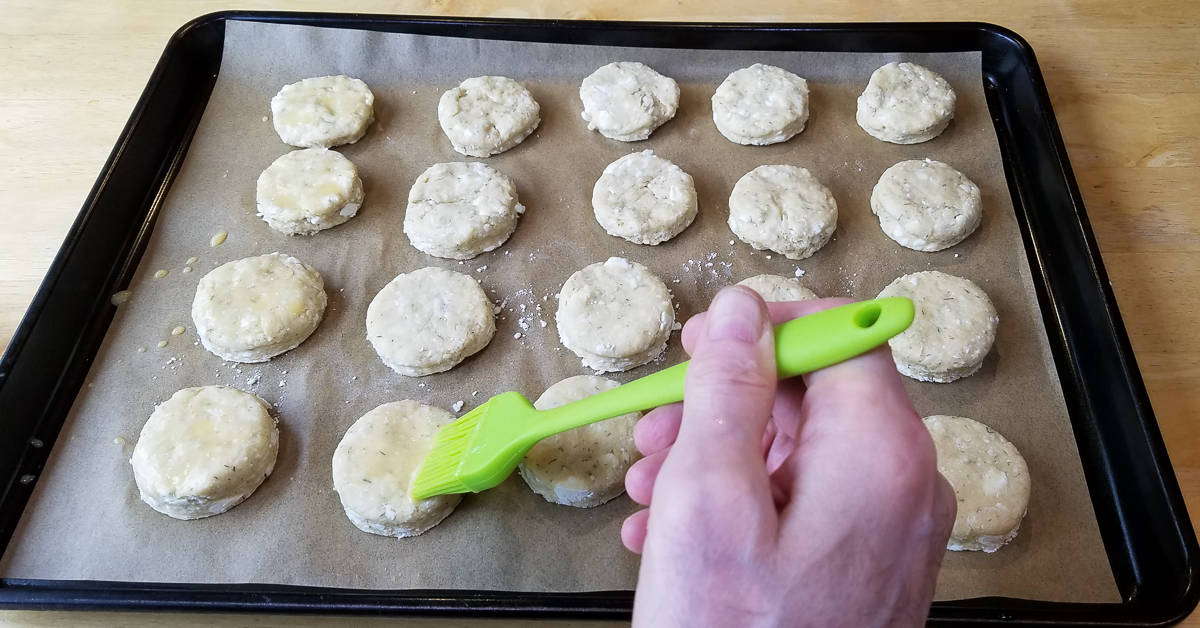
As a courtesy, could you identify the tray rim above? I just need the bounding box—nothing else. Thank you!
[0,10,1195,625]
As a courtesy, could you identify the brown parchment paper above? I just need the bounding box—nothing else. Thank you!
[0,20,1118,602]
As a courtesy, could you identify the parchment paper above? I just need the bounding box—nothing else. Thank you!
[0,20,1118,602]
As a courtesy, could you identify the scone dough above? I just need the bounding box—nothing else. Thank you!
[857,62,955,144]
[438,76,540,157]
[130,386,278,520]
[366,267,496,376]
[256,148,364,235]
[592,150,698,245]
[923,415,1030,552]
[580,62,680,141]
[557,257,674,373]
[877,271,998,383]
[192,253,327,363]
[519,375,641,508]
[737,274,819,302]
[871,159,982,252]
[271,75,375,148]
[332,401,462,538]
[404,162,524,260]
[711,64,810,145]
[728,165,837,260]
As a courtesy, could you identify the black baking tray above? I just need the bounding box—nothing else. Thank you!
[0,11,1195,625]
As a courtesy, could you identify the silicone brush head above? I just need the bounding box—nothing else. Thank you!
[410,391,538,500]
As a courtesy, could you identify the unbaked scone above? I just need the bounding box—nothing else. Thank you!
[519,375,641,507]
[256,148,364,235]
[192,253,327,363]
[736,274,819,302]
[728,164,837,260]
[871,159,981,252]
[332,401,462,538]
[923,415,1030,552]
[711,63,809,145]
[404,162,524,260]
[592,150,697,245]
[366,267,495,376]
[556,257,674,373]
[438,76,540,157]
[580,62,679,141]
[856,62,955,144]
[130,386,278,520]
[877,271,998,383]
[270,75,375,148]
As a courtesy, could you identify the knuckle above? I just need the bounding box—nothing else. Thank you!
[634,405,681,454]
[687,353,774,396]
[658,480,766,541]
[869,425,941,498]
[934,475,959,530]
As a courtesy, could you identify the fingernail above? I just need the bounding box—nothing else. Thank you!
[706,287,767,342]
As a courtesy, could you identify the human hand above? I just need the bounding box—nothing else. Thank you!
[622,287,956,627]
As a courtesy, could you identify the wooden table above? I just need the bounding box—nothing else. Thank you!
[1,1,1197,626]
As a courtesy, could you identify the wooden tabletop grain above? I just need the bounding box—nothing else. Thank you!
[1,1,1197,626]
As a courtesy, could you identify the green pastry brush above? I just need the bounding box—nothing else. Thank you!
[410,297,913,500]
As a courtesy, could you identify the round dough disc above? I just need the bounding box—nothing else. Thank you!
[856,62,955,144]
[438,76,540,157]
[130,386,278,520]
[404,162,525,260]
[871,159,982,252]
[192,253,327,363]
[256,148,364,235]
[580,62,680,141]
[592,150,697,245]
[366,267,496,376]
[877,271,998,383]
[519,375,641,508]
[711,63,809,145]
[332,400,462,538]
[270,75,375,148]
[923,415,1030,552]
[736,274,819,302]
[728,164,837,260]
[556,257,674,373]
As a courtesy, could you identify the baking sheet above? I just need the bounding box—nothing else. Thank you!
[0,20,1118,602]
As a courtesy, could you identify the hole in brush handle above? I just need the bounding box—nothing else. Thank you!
[853,303,883,328]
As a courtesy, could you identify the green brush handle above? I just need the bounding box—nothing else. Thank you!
[531,297,914,440]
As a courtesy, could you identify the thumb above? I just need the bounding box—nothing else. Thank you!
[673,286,777,468]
